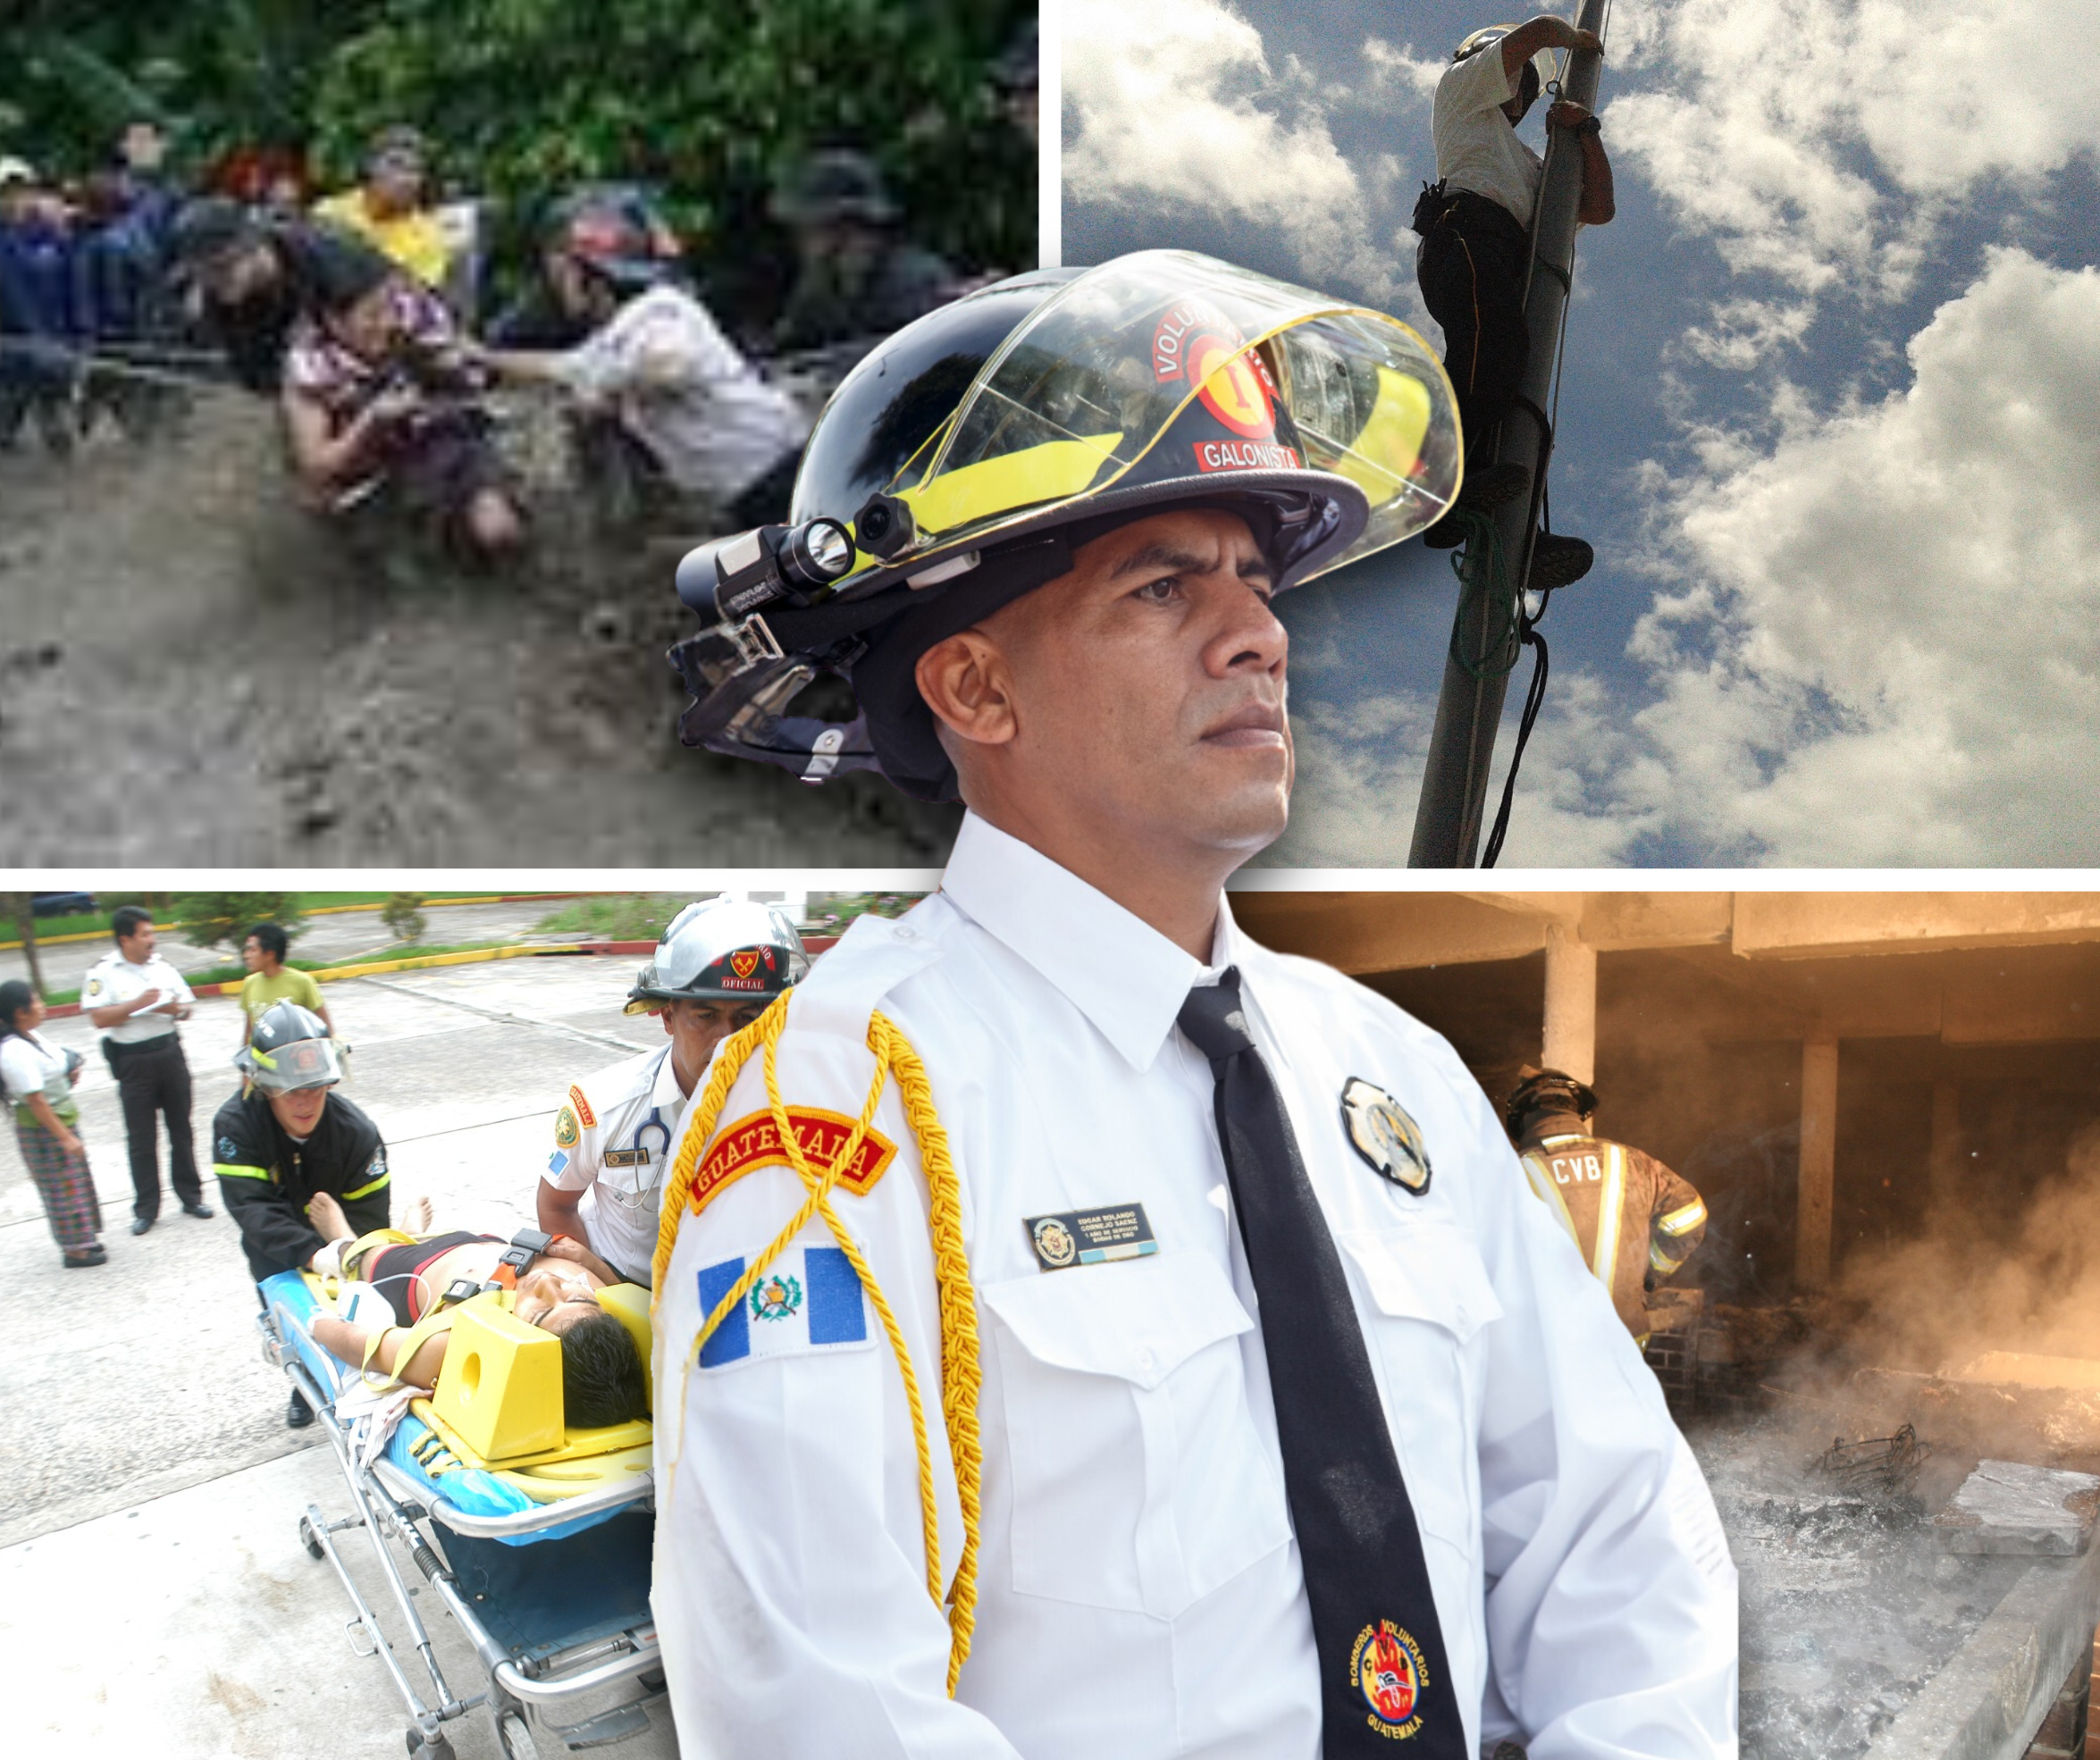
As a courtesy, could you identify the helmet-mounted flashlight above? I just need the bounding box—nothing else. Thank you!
[676,517,856,622]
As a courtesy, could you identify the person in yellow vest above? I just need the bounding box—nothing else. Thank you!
[1507,1066,1708,1345]
[313,125,452,291]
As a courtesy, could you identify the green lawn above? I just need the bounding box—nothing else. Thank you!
[12,892,508,945]
[533,895,692,942]
[38,940,520,1006]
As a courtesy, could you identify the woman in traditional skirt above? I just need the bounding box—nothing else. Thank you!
[0,978,105,1267]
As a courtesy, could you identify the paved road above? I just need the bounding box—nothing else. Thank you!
[0,956,685,1758]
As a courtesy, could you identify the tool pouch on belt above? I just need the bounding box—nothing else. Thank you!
[1412,178,1456,238]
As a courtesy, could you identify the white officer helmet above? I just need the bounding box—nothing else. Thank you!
[1454,24,1561,96]
[624,896,811,1016]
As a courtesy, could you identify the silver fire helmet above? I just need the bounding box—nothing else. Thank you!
[624,897,811,1015]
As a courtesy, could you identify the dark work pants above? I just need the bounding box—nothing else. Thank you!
[114,1035,200,1219]
[1415,193,1532,464]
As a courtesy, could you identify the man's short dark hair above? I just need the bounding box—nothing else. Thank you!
[559,1312,648,1429]
[112,905,154,943]
[248,922,290,961]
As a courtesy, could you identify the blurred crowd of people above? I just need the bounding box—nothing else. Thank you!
[0,21,1037,566]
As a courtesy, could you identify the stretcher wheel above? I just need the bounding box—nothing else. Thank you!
[495,1709,534,1759]
[405,1731,455,1760]
[298,1515,324,1561]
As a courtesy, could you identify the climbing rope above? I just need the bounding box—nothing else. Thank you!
[1447,505,1525,681]
[652,990,983,1694]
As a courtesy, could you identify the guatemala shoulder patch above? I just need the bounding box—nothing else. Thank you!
[695,1246,872,1370]
[568,1084,597,1128]
[686,1109,895,1219]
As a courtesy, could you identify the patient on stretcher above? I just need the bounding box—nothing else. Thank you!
[305,1192,648,1428]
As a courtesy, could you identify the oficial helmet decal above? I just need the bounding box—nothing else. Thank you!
[730,950,760,980]
[1351,1620,1430,1740]
[1153,298,1301,474]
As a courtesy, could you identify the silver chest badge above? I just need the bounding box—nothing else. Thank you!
[1340,1077,1432,1194]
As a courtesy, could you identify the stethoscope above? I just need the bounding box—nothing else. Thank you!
[601,1065,677,1209]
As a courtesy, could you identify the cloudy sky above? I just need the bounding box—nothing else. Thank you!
[1063,0,2100,867]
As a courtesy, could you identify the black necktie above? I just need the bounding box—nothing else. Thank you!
[1179,969,1466,1759]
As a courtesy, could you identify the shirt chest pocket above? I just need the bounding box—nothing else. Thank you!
[1340,1223,1503,1556]
[981,1250,1291,1620]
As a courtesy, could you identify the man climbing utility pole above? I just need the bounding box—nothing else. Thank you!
[1409,3,1613,868]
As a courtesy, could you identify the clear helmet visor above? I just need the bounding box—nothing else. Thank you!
[817,250,1461,588]
[247,1035,343,1093]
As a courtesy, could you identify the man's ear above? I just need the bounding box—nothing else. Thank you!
[915,629,1021,750]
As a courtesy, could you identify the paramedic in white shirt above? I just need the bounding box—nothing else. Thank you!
[537,899,808,1286]
[650,256,1735,1757]
[81,904,212,1235]
[1415,16,1611,579]
[480,197,810,529]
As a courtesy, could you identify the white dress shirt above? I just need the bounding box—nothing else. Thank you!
[1432,46,1544,229]
[544,1043,689,1286]
[80,951,195,1044]
[653,814,1738,1759]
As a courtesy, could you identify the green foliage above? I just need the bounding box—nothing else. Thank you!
[3,1,1035,286]
[170,891,305,952]
[806,892,926,931]
[534,893,689,942]
[379,891,429,943]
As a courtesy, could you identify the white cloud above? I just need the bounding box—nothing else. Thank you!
[1062,0,1411,300]
[1609,0,2100,356]
[1274,249,2100,867]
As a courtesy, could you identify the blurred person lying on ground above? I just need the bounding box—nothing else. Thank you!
[303,1189,649,1429]
[278,231,523,560]
[476,194,807,529]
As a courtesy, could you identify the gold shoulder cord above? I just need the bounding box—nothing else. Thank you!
[651,993,983,1695]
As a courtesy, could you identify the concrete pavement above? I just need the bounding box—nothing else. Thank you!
[1,957,682,1758]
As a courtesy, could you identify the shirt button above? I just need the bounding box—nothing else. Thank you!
[1133,1345,1156,1372]
[1454,1304,1470,1329]
[895,925,916,942]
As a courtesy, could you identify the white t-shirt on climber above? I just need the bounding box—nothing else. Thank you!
[1432,45,1543,230]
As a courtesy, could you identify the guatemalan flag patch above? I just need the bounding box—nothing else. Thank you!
[696,1246,872,1370]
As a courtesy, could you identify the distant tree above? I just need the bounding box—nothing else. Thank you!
[171,892,304,952]
[2,896,46,998]
[380,893,428,945]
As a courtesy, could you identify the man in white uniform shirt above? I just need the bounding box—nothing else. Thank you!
[1415,16,1613,582]
[538,899,808,1286]
[82,904,211,1235]
[651,259,1735,1757]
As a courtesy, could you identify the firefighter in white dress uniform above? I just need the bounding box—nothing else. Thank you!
[649,253,1736,1758]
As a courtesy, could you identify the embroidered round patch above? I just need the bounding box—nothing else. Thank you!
[1030,1214,1077,1270]
[750,1273,803,1322]
[1350,1620,1428,1739]
[554,1105,581,1150]
[1340,1077,1433,1195]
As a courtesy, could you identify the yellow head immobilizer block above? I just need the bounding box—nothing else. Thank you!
[431,1295,566,1462]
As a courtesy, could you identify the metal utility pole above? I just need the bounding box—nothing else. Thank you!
[1408,0,1608,867]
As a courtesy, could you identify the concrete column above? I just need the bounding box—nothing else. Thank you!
[1928,1076,1962,1217]
[1797,1035,1840,1292]
[1541,925,1598,1085]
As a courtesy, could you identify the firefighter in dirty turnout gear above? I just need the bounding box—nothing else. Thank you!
[652,254,1734,1756]
[1507,1066,1708,1345]
[1414,17,1613,584]
[214,1002,389,1428]
[536,897,808,1287]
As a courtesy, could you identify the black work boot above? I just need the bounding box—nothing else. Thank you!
[287,1388,315,1429]
[1528,533,1595,591]
[1422,461,1531,549]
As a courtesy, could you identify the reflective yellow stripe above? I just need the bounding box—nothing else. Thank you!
[1520,1150,1581,1245]
[1658,1199,1708,1236]
[214,1162,273,1181]
[1650,1241,1685,1275]
[340,1169,391,1202]
[1592,1144,1626,1291]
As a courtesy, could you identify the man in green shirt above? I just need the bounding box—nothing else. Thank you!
[238,922,332,1051]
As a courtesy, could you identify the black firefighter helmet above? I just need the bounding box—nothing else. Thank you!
[1504,1065,1600,1137]
[668,249,1464,801]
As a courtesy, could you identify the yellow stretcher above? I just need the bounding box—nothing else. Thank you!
[259,1267,664,1759]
